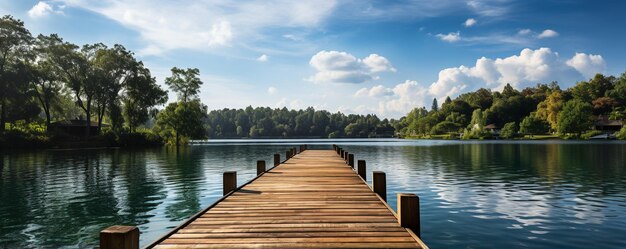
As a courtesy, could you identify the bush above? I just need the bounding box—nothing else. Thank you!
[116,131,164,147]
[500,122,518,139]
[0,129,50,149]
[581,130,604,140]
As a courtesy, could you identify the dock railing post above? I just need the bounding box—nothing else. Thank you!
[340,149,344,158]
[223,171,237,196]
[344,152,349,163]
[256,160,266,176]
[348,154,354,168]
[274,154,280,167]
[100,225,139,249]
[357,160,366,180]
[286,150,291,159]
[398,193,421,238]
[373,171,387,201]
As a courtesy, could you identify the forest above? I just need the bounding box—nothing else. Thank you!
[2,15,625,149]
[396,73,626,139]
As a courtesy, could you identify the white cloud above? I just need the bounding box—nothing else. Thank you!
[362,54,396,73]
[566,53,606,79]
[538,29,559,39]
[428,48,604,100]
[518,29,532,35]
[354,85,393,97]
[466,0,510,17]
[464,18,477,27]
[267,86,277,95]
[56,0,337,54]
[436,31,461,42]
[257,54,269,62]
[308,50,395,84]
[28,1,62,18]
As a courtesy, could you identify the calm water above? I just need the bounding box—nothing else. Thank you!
[1,139,626,248]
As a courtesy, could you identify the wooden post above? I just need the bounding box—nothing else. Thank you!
[373,171,387,201]
[357,160,366,180]
[256,160,266,176]
[340,149,344,158]
[274,154,280,166]
[223,171,237,196]
[344,152,349,163]
[348,154,354,168]
[100,225,139,249]
[398,193,420,238]
[286,150,291,159]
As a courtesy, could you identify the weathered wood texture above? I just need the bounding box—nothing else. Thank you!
[151,150,426,249]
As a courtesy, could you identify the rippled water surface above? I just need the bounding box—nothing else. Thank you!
[1,139,626,248]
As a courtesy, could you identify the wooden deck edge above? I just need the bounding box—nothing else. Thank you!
[143,155,292,248]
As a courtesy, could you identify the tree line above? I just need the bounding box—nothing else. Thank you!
[205,107,395,138]
[396,73,626,139]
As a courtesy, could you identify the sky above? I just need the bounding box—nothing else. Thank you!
[2,0,626,118]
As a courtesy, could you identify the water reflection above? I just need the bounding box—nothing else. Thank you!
[1,141,626,248]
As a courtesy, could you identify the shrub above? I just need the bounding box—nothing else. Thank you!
[500,122,518,139]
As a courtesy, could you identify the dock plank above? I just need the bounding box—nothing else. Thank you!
[149,150,426,249]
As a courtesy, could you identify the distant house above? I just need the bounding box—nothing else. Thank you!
[484,124,500,134]
[50,119,102,136]
[594,116,623,132]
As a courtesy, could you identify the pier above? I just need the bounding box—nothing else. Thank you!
[100,145,428,248]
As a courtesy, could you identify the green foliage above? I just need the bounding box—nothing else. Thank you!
[500,122,517,139]
[557,99,593,136]
[430,121,461,135]
[519,114,550,136]
[205,107,393,138]
[581,130,604,140]
[617,125,626,140]
[165,67,202,103]
[156,100,207,146]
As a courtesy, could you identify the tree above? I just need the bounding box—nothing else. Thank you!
[557,99,593,136]
[165,67,202,103]
[123,65,167,132]
[0,15,33,131]
[156,100,206,146]
[500,122,517,139]
[431,98,438,112]
[536,90,564,131]
[31,34,64,129]
[519,114,549,136]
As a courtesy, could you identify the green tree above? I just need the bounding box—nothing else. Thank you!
[123,65,167,132]
[165,67,202,103]
[0,15,33,131]
[557,99,593,136]
[519,114,549,136]
[536,90,564,131]
[156,100,206,146]
[431,98,438,111]
[500,122,517,139]
[31,34,65,129]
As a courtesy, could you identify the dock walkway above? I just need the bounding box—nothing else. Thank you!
[102,148,427,249]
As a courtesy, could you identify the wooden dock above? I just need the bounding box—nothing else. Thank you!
[100,146,428,249]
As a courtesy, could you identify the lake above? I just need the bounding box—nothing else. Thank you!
[1,139,626,248]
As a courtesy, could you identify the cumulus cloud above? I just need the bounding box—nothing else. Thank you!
[55,0,337,54]
[309,50,396,84]
[267,86,277,95]
[28,1,63,18]
[436,31,461,42]
[538,29,559,39]
[566,53,606,79]
[428,48,606,100]
[257,54,269,62]
[464,18,477,27]
[354,85,393,97]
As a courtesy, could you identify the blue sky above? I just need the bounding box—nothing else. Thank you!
[2,0,625,118]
